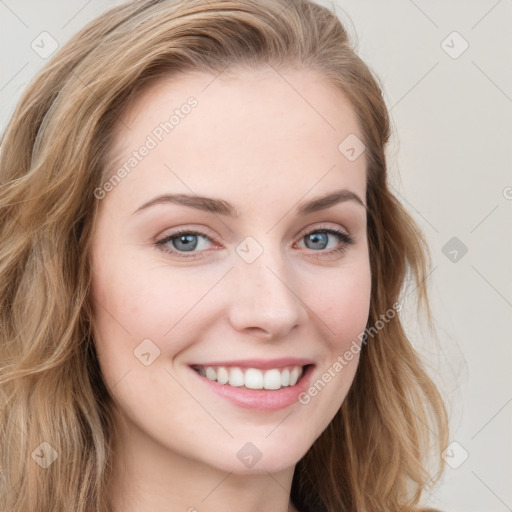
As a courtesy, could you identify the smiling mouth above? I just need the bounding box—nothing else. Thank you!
[190,364,312,390]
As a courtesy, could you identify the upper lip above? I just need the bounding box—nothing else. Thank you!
[189,357,315,370]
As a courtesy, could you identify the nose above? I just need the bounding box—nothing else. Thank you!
[227,247,307,339]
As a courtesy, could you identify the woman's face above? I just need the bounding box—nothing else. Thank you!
[89,66,371,475]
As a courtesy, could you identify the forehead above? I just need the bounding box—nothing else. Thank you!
[116,66,362,139]
[103,66,366,213]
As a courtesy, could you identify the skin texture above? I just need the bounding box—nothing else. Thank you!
[89,65,371,512]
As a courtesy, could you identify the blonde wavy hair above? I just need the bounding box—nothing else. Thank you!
[0,0,449,510]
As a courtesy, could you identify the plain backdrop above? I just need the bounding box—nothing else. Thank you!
[1,1,511,511]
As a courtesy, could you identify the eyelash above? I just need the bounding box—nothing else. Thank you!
[154,225,355,260]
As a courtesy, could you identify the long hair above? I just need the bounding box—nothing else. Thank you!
[0,1,448,510]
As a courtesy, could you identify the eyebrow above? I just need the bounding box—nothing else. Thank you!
[132,188,366,217]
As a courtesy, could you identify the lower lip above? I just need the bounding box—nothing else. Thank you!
[189,365,315,412]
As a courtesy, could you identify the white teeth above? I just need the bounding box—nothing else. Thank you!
[205,367,216,381]
[228,367,244,387]
[263,369,282,390]
[217,366,229,384]
[245,368,263,389]
[280,368,290,386]
[194,365,305,390]
[289,367,301,386]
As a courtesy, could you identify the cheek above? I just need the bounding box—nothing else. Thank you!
[89,252,214,366]
[294,261,371,431]
[307,261,372,349]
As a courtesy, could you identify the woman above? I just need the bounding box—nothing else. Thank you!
[0,0,449,510]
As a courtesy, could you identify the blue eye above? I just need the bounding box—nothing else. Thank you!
[155,226,354,260]
[299,228,353,252]
[296,227,355,260]
[156,229,213,257]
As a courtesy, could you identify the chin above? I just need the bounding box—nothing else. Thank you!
[200,437,312,475]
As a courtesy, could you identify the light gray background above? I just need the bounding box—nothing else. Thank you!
[1,1,511,511]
